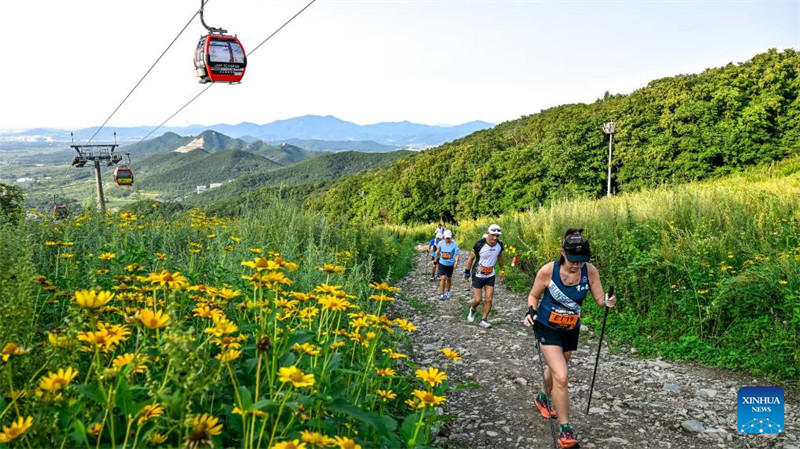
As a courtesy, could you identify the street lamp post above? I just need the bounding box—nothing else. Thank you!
[602,122,616,197]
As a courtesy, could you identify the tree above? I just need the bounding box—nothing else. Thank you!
[0,183,24,223]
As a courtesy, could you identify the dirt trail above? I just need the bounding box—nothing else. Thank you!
[390,247,798,449]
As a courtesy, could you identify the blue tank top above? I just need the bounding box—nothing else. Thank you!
[536,260,590,331]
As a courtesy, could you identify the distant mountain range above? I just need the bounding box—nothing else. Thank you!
[0,115,494,149]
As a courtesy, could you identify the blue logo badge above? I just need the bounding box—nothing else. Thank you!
[737,386,784,434]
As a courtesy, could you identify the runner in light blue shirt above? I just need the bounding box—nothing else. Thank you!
[435,230,460,300]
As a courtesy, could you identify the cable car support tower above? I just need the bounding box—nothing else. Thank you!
[70,132,122,214]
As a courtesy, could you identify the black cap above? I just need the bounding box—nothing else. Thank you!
[562,234,590,262]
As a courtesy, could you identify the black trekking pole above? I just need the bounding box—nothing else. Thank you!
[586,285,613,414]
[533,323,558,449]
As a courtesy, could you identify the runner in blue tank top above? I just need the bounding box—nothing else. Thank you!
[522,228,617,448]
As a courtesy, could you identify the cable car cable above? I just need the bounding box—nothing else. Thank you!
[136,84,214,144]
[87,2,213,143]
[134,0,317,144]
[249,0,317,56]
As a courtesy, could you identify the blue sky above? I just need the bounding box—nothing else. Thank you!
[0,0,797,130]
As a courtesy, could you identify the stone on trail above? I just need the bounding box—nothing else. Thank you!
[681,419,706,433]
[698,388,718,399]
[663,382,682,393]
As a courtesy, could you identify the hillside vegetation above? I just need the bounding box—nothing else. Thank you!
[138,149,281,197]
[0,200,447,447]
[309,49,800,224]
[189,150,414,211]
[420,158,800,382]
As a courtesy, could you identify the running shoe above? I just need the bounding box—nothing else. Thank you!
[557,428,578,448]
[445,291,452,299]
[479,319,492,328]
[534,392,557,419]
[467,308,476,323]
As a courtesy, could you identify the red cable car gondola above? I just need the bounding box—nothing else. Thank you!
[194,34,247,83]
[52,196,69,219]
[114,166,134,186]
[194,1,246,84]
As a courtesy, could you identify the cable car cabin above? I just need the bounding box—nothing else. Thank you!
[114,166,134,186]
[53,204,69,219]
[194,34,247,83]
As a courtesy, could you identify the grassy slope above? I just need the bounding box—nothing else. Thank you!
[416,157,800,382]
[189,150,414,207]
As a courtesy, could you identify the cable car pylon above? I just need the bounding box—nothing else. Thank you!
[70,132,122,214]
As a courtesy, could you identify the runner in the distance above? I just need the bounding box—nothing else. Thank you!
[463,224,505,328]
[522,228,617,448]
[428,232,444,281]
[435,230,460,300]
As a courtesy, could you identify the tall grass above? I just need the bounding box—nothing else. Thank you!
[0,202,456,448]
[443,161,800,382]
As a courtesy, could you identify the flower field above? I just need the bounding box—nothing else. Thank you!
[0,204,455,448]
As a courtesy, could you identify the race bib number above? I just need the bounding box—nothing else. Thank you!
[479,266,493,274]
[548,310,578,329]
[441,253,451,260]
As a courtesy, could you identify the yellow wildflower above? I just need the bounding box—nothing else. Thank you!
[292,343,320,356]
[441,348,462,361]
[74,290,114,309]
[412,389,446,407]
[0,416,33,443]
[139,309,170,329]
[39,367,78,392]
[318,295,351,312]
[415,367,447,387]
[215,349,242,363]
[332,436,361,449]
[271,440,307,449]
[376,389,397,401]
[393,318,417,332]
[317,264,345,274]
[278,366,315,388]
[375,367,396,377]
[300,430,336,447]
[1,343,30,362]
[137,403,164,425]
[369,281,401,293]
[149,432,168,445]
[112,353,147,374]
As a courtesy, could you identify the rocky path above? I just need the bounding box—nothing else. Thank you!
[390,247,798,449]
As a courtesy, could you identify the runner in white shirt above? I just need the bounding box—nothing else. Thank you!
[463,224,505,328]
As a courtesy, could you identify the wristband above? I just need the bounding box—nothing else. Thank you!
[526,305,536,321]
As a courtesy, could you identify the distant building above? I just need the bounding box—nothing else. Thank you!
[16,177,34,183]
[209,183,223,189]
[196,185,208,194]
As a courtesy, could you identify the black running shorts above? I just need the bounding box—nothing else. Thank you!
[534,321,580,352]
[472,275,495,289]
[438,264,454,277]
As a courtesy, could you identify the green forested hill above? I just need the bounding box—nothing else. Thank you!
[307,49,800,224]
[123,130,317,166]
[189,150,414,209]
[140,149,281,196]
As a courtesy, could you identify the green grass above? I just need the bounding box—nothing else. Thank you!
[426,158,800,383]
[0,200,442,448]
[403,294,436,315]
